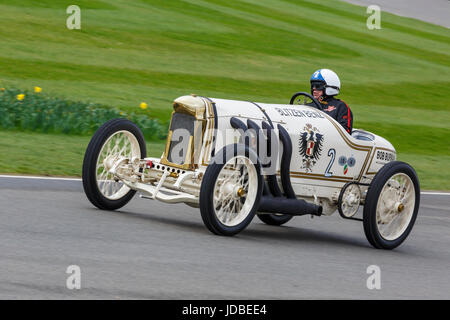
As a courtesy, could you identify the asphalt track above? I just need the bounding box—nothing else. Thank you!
[0,176,449,299]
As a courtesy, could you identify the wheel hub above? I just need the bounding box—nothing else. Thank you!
[103,155,117,172]
[237,187,246,198]
[222,182,235,197]
[346,193,359,205]
[222,182,246,199]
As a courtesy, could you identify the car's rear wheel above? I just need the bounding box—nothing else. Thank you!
[82,119,146,210]
[199,144,263,236]
[363,161,420,249]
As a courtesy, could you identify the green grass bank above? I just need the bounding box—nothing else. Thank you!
[0,0,448,189]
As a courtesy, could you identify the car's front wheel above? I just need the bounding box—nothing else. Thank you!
[363,161,420,249]
[82,118,146,210]
[199,144,264,236]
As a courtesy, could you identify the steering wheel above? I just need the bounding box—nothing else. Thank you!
[289,92,322,110]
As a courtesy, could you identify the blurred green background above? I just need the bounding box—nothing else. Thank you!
[0,0,449,189]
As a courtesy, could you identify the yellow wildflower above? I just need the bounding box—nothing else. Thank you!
[0,88,5,92]
[139,102,148,110]
[17,94,25,101]
[34,86,42,93]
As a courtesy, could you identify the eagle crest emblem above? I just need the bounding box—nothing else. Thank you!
[299,124,324,172]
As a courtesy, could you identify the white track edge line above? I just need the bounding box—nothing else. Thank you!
[1,175,450,195]
[0,175,81,181]
[420,192,450,196]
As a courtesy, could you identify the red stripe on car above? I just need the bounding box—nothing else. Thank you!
[343,101,351,133]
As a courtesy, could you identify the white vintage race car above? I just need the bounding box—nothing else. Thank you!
[82,92,420,249]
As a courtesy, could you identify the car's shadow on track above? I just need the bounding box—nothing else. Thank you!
[99,207,207,233]
[242,224,370,249]
[99,207,373,250]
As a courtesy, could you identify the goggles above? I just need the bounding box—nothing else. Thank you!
[311,81,326,91]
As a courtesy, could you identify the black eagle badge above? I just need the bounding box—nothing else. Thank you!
[299,124,324,172]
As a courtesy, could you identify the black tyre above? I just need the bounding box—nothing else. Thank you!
[257,213,293,226]
[363,161,420,249]
[199,144,264,236]
[82,118,147,210]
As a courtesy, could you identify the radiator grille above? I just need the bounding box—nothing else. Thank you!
[166,112,195,165]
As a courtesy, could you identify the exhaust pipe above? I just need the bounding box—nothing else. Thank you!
[261,121,283,197]
[277,124,296,199]
[258,196,322,216]
[230,117,322,216]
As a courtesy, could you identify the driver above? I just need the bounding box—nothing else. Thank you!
[309,69,353,134]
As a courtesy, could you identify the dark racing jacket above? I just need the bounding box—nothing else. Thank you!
[309,96,353,134]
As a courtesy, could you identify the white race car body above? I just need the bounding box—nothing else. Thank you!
[139,95,395,215]
[83,93,419,249]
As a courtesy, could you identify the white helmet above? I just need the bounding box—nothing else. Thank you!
[310,69,341,96]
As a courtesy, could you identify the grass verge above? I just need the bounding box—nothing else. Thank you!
[0,130,165,177]
[0,0,448,189]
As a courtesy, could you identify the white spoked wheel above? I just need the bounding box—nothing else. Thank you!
[375,173,415,241]
[82,119,146,210]
[213,156,259,227]
[200,144,263,236]
[96,130,141,200]
[363,161,420,250]
[338,183,361,218]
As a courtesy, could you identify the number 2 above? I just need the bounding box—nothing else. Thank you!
[325,148,335,177]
